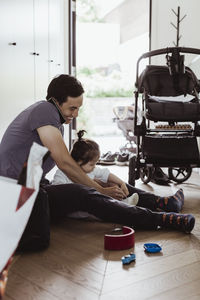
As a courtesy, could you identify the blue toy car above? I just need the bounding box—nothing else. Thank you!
[121,252,136,265]
[143,243,162,253]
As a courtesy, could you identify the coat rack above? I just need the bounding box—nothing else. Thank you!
[171,6,187,46]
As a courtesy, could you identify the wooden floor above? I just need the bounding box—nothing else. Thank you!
[4,167,200,300]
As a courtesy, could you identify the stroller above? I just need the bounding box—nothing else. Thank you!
[113,105,139,153]
[129,46,200,186]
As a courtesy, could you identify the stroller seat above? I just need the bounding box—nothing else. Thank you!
[138,65,200,122]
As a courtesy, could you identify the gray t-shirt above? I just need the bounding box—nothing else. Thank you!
[0,101,64,180]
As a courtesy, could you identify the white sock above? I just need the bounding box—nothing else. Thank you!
[122,193,139,206]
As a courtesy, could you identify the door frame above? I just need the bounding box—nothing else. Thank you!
[68,0,76,149]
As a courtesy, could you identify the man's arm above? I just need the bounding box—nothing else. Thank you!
[37,125,125,199]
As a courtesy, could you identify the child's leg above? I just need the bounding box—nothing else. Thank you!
[126,184,184,212]
[126,183,158,210]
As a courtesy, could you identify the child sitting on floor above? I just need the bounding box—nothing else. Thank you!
[52,130,139,208]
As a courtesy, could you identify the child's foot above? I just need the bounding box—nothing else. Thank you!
[123,193,139,206]
[156,189,184,212]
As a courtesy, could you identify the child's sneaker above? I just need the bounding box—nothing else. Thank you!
[122,193,139,206]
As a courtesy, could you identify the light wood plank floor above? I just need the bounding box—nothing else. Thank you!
[4,167,200,300]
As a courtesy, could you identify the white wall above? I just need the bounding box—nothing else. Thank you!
[151,0,200,174]
[151,0,200,76]
[151,0,200,49]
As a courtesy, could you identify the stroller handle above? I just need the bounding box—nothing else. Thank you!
[138,47,200,60]
[136,46,200,87]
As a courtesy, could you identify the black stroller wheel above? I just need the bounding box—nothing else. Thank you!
[128,156,140,186]
[168,167,192,183]
[140,166,152,184]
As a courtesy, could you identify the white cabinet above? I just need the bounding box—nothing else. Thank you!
[34,0,65,100]
[0,0,67,139]
[48,0,65,80]
[0,0,35,136]
[34,0,49,100]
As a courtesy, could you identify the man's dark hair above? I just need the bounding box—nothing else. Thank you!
[46,74,84,104]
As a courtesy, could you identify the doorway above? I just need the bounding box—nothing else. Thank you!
[76,0,150,155]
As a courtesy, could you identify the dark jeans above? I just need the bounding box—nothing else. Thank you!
[44,183,159,230]
[17,187,50,252]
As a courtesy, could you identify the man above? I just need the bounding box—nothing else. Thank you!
[0,75,125,199]
[0,74,195,251]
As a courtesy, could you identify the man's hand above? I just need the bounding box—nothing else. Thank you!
[100,185,126,200]
[119,182,129,197]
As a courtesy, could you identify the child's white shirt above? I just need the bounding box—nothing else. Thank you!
[52,166,110,220]
[52,166,110,185]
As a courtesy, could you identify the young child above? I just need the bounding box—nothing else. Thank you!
[52,130,139,208]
